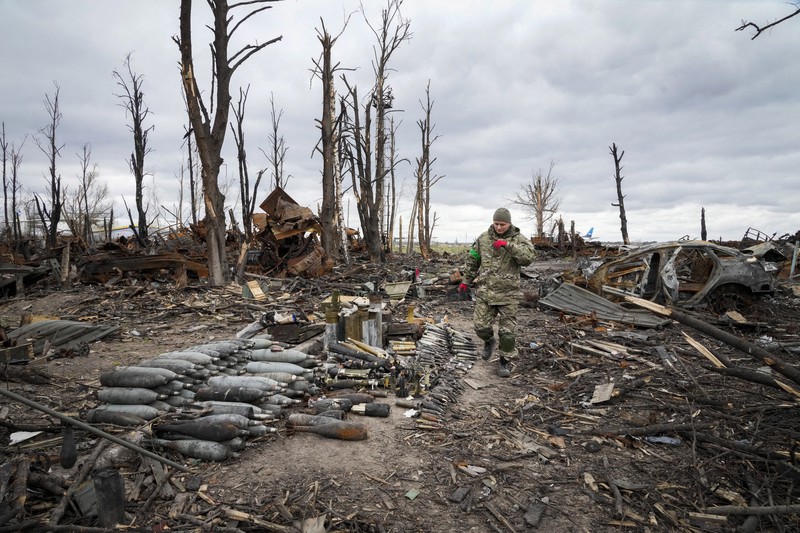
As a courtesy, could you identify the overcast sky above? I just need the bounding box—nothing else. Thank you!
[2,0,799,244]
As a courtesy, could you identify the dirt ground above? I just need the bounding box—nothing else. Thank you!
[1,254,799,532]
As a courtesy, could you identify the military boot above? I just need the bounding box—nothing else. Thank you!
[481,337,497,360]
[497,356,512,378]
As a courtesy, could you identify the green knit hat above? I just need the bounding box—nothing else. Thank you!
[493,208,511,223]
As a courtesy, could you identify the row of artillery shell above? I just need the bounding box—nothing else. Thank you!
[88,339,323,460]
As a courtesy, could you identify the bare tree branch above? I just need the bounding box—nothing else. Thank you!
[736,5,800,40]
[512,161,560,239]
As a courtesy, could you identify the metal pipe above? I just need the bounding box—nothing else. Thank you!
[0,387,190,473]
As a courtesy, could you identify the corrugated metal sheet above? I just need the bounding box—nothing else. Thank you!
[7,320,120,356]
[539,283,671,329]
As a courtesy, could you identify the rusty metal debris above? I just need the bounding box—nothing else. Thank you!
[6,319,120,358]
[539,282,671,328]
[252,187,334,278]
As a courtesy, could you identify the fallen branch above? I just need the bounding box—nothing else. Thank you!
[583,422,714,437]
[624,296,800,386]
[707,366,795,392]
[680,431,800,474]
[703,504,800,516]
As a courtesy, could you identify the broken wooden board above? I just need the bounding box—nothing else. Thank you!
[384,281,412,302]
[267,322,325,344]
[463,378,488,390]
[590,383,615,404]
[244,280,266,301]
[0,344,33,364]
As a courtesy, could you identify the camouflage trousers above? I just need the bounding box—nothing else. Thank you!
[473,299,519,358]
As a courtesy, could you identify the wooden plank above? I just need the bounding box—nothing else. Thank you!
[245,280,266,301]
[590,383,615,404]
[146,457,174,498]
[0,344,33,364]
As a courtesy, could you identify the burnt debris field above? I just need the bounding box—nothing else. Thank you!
[1,231,799,532]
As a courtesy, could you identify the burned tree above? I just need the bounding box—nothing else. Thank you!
[229,85,263,243]
[513,161,560,239]
[64,144,110,245]
[8,137,26,244]
[114,54,153,242]
[175,0,282,286]
[33,83,65,253]
[701,207,707,241]
[1,123,8,236]
[414,82,442,259]
[609,143,630,245]
[314,21,350,260]
[385,116,402,254]
[182,125,199,226]
[265,93,289,191]
[342,0,411,262]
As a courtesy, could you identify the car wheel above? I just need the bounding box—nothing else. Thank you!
[709,283,753,313]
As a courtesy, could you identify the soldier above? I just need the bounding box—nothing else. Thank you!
[458,208,536,377]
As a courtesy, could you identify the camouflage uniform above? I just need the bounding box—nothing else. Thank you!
[462,223,536,359]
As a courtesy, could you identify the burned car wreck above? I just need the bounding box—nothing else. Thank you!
[564,240,780,311]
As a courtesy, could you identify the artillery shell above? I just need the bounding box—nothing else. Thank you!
[351,403,390,418]
[98,387,168,405]
[154,420,247,442]
[150,438,233,461]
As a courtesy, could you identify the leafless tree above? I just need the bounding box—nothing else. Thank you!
[405,195,417,254]
[175,0,282,286]
[165,165,187,230]
[181,125,199,226]
[1,123,8,235]
[229,85,264,242]
[736,5,800,39]
[113,53,153,241]
[9,138,26,244]
[313,20,353,260]
[33,83,65,252]
[609,143,630,245]
[64,144,111,245]
[512,161,560,239]
[384,116,404,254]
[342,0,411,262]
[414,82,442,259]
[264,93,289,191]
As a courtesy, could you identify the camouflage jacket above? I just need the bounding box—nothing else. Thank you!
[462,224,536,305]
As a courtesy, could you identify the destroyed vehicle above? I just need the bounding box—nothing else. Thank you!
[570,240,779,311]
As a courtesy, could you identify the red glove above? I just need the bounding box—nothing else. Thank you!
[493,239,508,249]
[458,283,469,293]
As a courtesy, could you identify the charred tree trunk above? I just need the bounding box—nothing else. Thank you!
[114,54,153,242]
[175,0,281,286]
[415,82,441,259]
[318,26,339,259]
[185,126,198,226]
[230,86,262,243]
[34,84,64,253]
[10,143,23,244]
[610,143,630,245]
[349,0,410,263]
[0,123,8,235]
[701,207,707,241]
[385,117,398,254]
